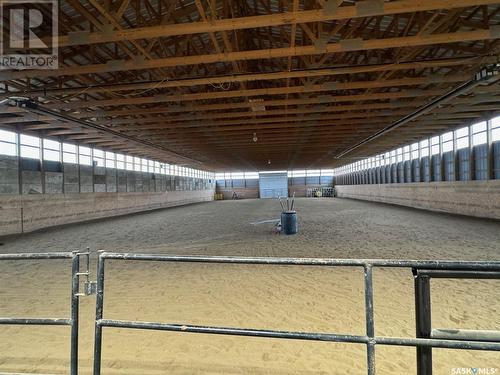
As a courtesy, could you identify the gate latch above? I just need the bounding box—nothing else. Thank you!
[75,250,97,296]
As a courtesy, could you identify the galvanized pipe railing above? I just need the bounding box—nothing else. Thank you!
[92,252,500,375]
[0,251,80,375]
[413,268,500,375]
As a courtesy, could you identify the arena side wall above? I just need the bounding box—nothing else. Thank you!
[335,180,500,220]
[0,189,214,236]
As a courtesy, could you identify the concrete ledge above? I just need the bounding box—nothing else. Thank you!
[0,189,214,236]
[335,180,500,220]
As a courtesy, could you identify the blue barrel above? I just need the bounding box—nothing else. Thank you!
[281,211,298,235]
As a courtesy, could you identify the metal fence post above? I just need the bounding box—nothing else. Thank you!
[364,265,376,375]
[93,252,106,375]
[414,270,432,375]
[71,251,80,375]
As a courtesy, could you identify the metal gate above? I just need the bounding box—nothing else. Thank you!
[92,252,500,375]
[0,251,86,375]
[414,268,500,374]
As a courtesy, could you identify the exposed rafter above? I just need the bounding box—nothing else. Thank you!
[0,0,499,170]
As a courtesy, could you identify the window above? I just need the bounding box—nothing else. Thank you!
[390,150,396,164]
[472,121,487,133]
[20,134,40,159]
[63,143,77,163]
[79,146,92,166]
[126,155,134,170]
[442,132,453,143]
[141,158,148,172]
[166,165,171,175]
[43,139,61,162]
[473,132,487,145]
[116,154,125,169]
[383,152,390,166]
[0,129,17,156]
[395,148,402,162]
[411,143,419,159]
[93,149,105,167]
[472,121,487,146]
[441,132,453,153]
[420,139,429,157]
[456,127,469,149]
[133,157,141,171]
[403,146,410,161]
[105,152,115,168]
[291,170,306,177]
[491,116,500,142]
[229,172,243,179]
[431,136,440,155]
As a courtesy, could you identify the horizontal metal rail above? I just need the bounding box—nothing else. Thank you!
[97,319,500,351]
[0,318,71,325]
[375,336,500,351]
[0,252,79,375]
[432,329,500,343]
[415,269,500,279]
[98,319,368,343]
[93,252,500,375]
[0,252,74,260]
[99,252,500,271]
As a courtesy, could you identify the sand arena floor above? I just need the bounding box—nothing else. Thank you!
[0,198,499,374]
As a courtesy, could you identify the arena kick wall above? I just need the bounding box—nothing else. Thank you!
[0,155,215,236]
[336,181,500,220]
